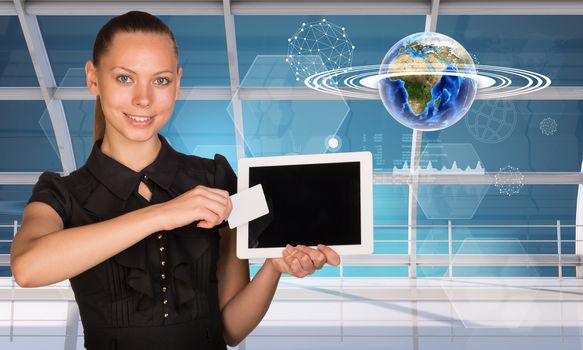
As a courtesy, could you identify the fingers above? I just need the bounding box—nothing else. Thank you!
[296,245,327,269]
[282,245,313,278]
[317,244,341,266]
[190,186,232,224]
[288,245,316,271]
[194,207,220,229]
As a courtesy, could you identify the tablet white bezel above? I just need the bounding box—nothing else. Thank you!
[236,151,373,259]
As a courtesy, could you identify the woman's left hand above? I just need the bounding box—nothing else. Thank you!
[267,244,341,278]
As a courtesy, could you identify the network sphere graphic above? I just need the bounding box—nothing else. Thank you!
[287,19,355,81]
[378,32,478,131]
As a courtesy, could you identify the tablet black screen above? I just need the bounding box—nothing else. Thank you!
[248,161,361,248]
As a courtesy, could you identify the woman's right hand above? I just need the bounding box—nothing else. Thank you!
[154,185,232,231]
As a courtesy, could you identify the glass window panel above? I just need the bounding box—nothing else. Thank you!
[337,100,413,172]
[233,99,349,157]
[437,16,583,86]
[0,16,39,86]
[0,184,33,276]
[38,16,229,87]
[235,15,426,83]
[63,100,237,169]
[417,266,448,278]
[416,185,577,277]
[418,100,583,172]
[373,185,408,255]
[0,185,31,224]
[239,99,413,169]
[0,101,62,172]
[454,266,560,278]
[374,185,408,226]
[0,266,11,277]
[249,265,340,278]
[343,266,408,277]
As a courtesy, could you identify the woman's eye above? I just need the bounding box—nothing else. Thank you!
[155,77,170,85]
[116,75,132,84]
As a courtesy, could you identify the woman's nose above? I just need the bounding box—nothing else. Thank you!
[132,82,152,108]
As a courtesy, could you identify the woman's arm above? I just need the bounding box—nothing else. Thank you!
[11,202,163,288]
[217,227,340,347]
[11,185,232,288]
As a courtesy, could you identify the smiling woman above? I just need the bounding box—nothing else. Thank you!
[88,32,180,143]
[10,10,340,350]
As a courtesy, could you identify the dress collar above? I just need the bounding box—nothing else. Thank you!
[85,134,180,200]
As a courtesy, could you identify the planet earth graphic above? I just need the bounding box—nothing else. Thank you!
[378,32,478,131]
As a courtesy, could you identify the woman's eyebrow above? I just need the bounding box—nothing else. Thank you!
[112,66,176,75]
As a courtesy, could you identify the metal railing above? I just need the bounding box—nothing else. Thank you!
[2,220,582,278]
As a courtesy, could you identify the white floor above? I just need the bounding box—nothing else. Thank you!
[1,278,583,349]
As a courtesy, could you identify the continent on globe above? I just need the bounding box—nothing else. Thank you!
[379,32,478,131]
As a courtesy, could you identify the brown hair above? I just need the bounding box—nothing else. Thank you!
[91,11,179,143]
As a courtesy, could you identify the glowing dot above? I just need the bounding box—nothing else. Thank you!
[285,58,289,62]
[288,38,291,42]
[328,137,339,149]
[322,19,326,22]
[342,27,345,30]
[302,22,306,26]
[352,46,355,49]
[343,34,346,37]
[294,36,298,39]
[300,28,304,32]
[296,78,300,81]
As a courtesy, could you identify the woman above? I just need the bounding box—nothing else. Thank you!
[10,11,340,350]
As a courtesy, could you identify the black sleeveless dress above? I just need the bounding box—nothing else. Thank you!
[27,134,237,350]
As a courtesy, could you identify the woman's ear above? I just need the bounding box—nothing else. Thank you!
[85,60,99,96]
[175,66,183,100]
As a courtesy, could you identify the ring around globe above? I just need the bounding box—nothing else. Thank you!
[378,32,478,131]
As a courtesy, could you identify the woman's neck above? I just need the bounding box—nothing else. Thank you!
[100,132,162,173]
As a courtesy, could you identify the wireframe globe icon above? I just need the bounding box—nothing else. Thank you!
[378,32,478,131]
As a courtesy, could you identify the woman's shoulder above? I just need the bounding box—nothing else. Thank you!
[35,166,94,191]
[177,152,232,175]
[38,166,93,190]
[176,152,237,194]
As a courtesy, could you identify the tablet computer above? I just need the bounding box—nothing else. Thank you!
[236,151,373,259]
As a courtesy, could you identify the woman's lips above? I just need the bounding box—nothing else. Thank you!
[124,112,155,126]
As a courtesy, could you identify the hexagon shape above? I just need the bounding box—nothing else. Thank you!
[228,55,350,156]
[415,143,489,220]
[440,239,543,329]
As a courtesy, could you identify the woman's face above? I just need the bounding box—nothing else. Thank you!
[86,31,182,142]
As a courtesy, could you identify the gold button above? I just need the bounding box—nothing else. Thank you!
[164,313,169,318]
[162,287,167,292]
[161,274,166,280]
[159,246,165,252]
[157,233,162,239]
[161,260,166,267]
[163,299,168,305]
